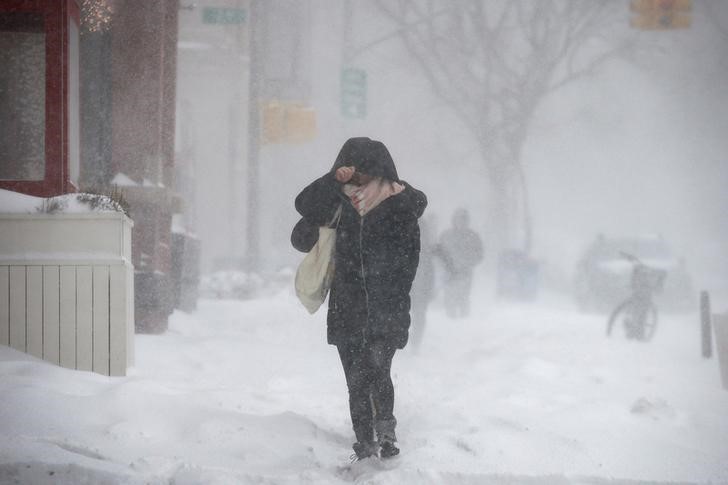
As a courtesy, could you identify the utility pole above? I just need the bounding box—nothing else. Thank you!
[343,0,352,63]
[340,1,367,119]
[246,0,263,271]
[701,290,712,358]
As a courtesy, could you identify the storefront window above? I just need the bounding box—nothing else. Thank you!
[0,13,45,181]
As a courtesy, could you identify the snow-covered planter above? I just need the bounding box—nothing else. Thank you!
[0,190,134,376]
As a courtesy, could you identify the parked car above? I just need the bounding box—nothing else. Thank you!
[574,235,693,313]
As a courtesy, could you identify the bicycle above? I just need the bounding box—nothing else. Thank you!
[606,252,666,342]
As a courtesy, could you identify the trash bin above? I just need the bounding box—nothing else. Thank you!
[713,313,728,390]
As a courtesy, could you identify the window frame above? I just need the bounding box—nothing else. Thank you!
[0,0,80,197]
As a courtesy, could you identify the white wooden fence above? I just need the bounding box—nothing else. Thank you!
[0,213,134,376]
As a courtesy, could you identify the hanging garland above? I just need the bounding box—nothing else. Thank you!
[81,0,114,33]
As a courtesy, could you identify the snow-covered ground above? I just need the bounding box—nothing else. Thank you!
[1,278,726,485]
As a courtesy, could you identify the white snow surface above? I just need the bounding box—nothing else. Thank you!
[0,189,40,213]
[0,282,726,485]
[0,188,124,214]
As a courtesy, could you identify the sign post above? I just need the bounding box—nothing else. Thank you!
[714,313,728,390]
[701,291,713,358]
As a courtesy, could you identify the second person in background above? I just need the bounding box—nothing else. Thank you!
[438,208,483,318]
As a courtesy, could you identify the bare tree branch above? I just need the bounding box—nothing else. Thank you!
[372,0,633,250]
[704,0,728,39]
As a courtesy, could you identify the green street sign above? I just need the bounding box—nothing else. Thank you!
[341,68,367,119]
[202,7,246,25]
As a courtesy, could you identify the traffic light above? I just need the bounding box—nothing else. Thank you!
[630,0,692,30]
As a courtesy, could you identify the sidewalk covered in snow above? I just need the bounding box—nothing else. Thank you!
[0,282,726,484]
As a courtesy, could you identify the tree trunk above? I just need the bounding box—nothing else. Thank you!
[479,140,532,258]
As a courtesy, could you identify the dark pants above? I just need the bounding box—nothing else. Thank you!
[337,339,397,444]
[444,272,473,318]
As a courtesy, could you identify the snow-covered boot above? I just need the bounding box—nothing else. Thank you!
[375,417,399,459]
[351,441,378,461]
[379,439,399,459]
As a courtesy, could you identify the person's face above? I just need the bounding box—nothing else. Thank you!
[351,171,374,186]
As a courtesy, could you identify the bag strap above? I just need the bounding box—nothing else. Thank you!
[328,204,342,229]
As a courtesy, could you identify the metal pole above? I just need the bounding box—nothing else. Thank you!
[228,102,239,262]
[343,0,352,64]
[246,0,262,272]
[700,290,712,358]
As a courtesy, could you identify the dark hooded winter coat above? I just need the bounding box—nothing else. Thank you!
[293,138,427,349]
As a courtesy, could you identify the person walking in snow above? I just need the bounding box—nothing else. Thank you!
[292,137,427,461]
[438,208,483,318]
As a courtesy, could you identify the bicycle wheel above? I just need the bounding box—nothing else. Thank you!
[606,299,632,337]
[640,303,658,341]
[606,299,658,341]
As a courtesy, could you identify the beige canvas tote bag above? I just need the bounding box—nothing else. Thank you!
[295,205,342,314]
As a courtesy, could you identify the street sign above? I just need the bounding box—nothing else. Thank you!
[262,101,286,144]
[341,68,367,119]
[630,0,692,29]
[630,0,692,13]
[631,11,691,29]
[286,105,317,143]
[202,7,246,25]
[261,101,317,145]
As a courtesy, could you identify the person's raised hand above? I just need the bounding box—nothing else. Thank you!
[335,166,355,183]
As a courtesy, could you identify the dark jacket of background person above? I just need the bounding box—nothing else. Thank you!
[293,138,427,349]
[438,208,483,279]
